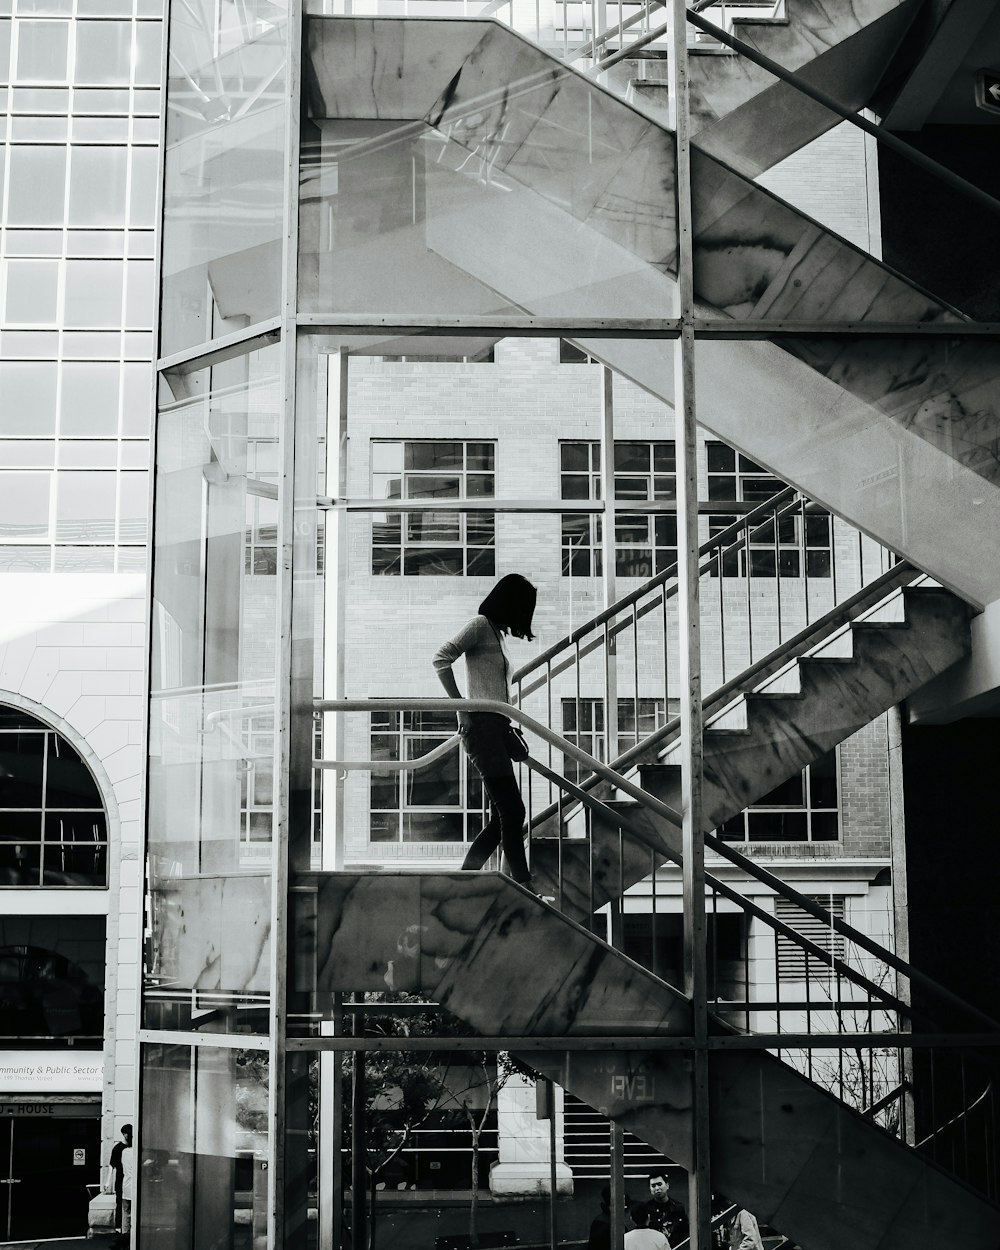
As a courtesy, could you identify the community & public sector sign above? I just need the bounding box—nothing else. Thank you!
[0,1051,103,1092]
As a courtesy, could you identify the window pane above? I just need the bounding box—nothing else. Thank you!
[404,473,460,500]
[125,260,155,328]
[60,362,120,435]
[0,732,45,805]
[68,146,127,226]
[15,19,68,81]
[707,443,734,472]
[613,442,649,472]
[0,473,50,538]
[560,442,590,472]
[121,362,152,436]
[405,442,461,471]
[128,146,158,227]
[55,470,116,541]
[406,512,459,543]
[371,442,401,473]
[74,20,132,83]
[118,471,148,543]
[64,260,123,327]
[133,20,161,86]
[0,362,57,435]
[466,442,494,471]
[403,549,463,575]
[3,259,58,324]
[5,146,65,225]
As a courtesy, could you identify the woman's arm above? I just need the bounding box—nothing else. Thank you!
[432,617,483,730]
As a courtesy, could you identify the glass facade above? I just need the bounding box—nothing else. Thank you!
[0,0,158,573]
[139,4,1000,1249]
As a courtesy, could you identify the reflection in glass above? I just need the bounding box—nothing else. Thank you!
[160,0,288,354]
[145,342,281,1032]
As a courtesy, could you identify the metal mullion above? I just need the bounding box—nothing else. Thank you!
[691,319,1000,338]
[296,314,682,336]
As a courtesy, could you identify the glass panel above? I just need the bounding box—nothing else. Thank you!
[160,0,288,354]
[68,146,128,226]
[60,362,120,435]
[139,1043,270,1250]
[0,472,50,538]
[299,18,678,322]
[145,340,281,1033]
[5,146,66,227]
[0,361,57,434]
[63,260,123,327]
[0,915,105,1036]
[3,259,58,324]
[14,19,68,81]
[73,19,132,83]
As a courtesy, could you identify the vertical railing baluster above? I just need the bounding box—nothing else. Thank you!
[774,496,783,648]
[718,543,726,684]
[745,518,754,667]
[801,496,809,632]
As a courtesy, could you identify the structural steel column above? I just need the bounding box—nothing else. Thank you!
[669,1,712,1245]
[272,0,304,1242]
[599,365,619,811]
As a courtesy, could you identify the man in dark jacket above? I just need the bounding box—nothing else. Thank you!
[648,1170,689,1245]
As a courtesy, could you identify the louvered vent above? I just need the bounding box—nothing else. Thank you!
[775,896,846,982]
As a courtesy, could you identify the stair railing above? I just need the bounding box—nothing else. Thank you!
[512,485,896,817]
[316,694,996,1035]
[317,694,1000,1198]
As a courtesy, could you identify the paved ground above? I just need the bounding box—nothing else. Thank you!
[0,1237,119,1249]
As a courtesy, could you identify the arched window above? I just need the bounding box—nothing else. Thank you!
[0,705,107,887]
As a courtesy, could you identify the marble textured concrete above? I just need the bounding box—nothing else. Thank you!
[532,586,970,906]
[297,870,1000,1250]
[294,871,690,1036]
[303,17,1000,608]
[684,0,920,177]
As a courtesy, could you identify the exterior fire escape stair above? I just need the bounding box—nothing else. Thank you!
[294,870,1000,1250]
[529,582,972,918]
[305,16,1000,607]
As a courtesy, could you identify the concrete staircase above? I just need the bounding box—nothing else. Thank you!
[629,0,921,176]
[303,16,1000,609]
[294,870,1000,1250]
[530,582,971,917]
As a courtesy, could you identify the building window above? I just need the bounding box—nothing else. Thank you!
[561,697,669,782]
[560,441,676,578]
[0,915,105,1043]
[0,706,107,887]
[369,710,485,843]
[706,442,831,577]
[718,751,840,842]
[371,440,495,577]
[774,896,846,981]
[244,438,279,576]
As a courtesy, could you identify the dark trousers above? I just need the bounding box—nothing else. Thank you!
[460,713,530,883]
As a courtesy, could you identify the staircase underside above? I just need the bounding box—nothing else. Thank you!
[285,871,1000,1250]
[675,0,921,177]
[297,16,1000,609]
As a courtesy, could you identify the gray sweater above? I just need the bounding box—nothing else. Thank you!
[433,614,510,707]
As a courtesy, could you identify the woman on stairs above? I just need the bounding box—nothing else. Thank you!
[433,573,537,889]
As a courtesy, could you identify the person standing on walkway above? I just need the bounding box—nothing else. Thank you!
[726,1205,764,1250]
[625,1202,671,1249]
[433,574,537,889]
[648,1171,689,1246]
[103,1123,132,1239]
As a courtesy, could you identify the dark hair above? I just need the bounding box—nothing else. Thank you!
[122,1124,133,1137]
[479,574,537,640]
[630,1202,652,1226]
[648,1169,669,1185]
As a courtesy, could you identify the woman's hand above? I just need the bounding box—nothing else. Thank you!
[456,710,471,734]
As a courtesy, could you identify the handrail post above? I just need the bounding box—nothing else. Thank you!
[599,364,620,804]
[670,0,712,1242]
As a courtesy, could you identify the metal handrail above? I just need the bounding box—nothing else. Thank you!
[314,696,999,1034]
[317,695,912,1019]
[511,485,798,696]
